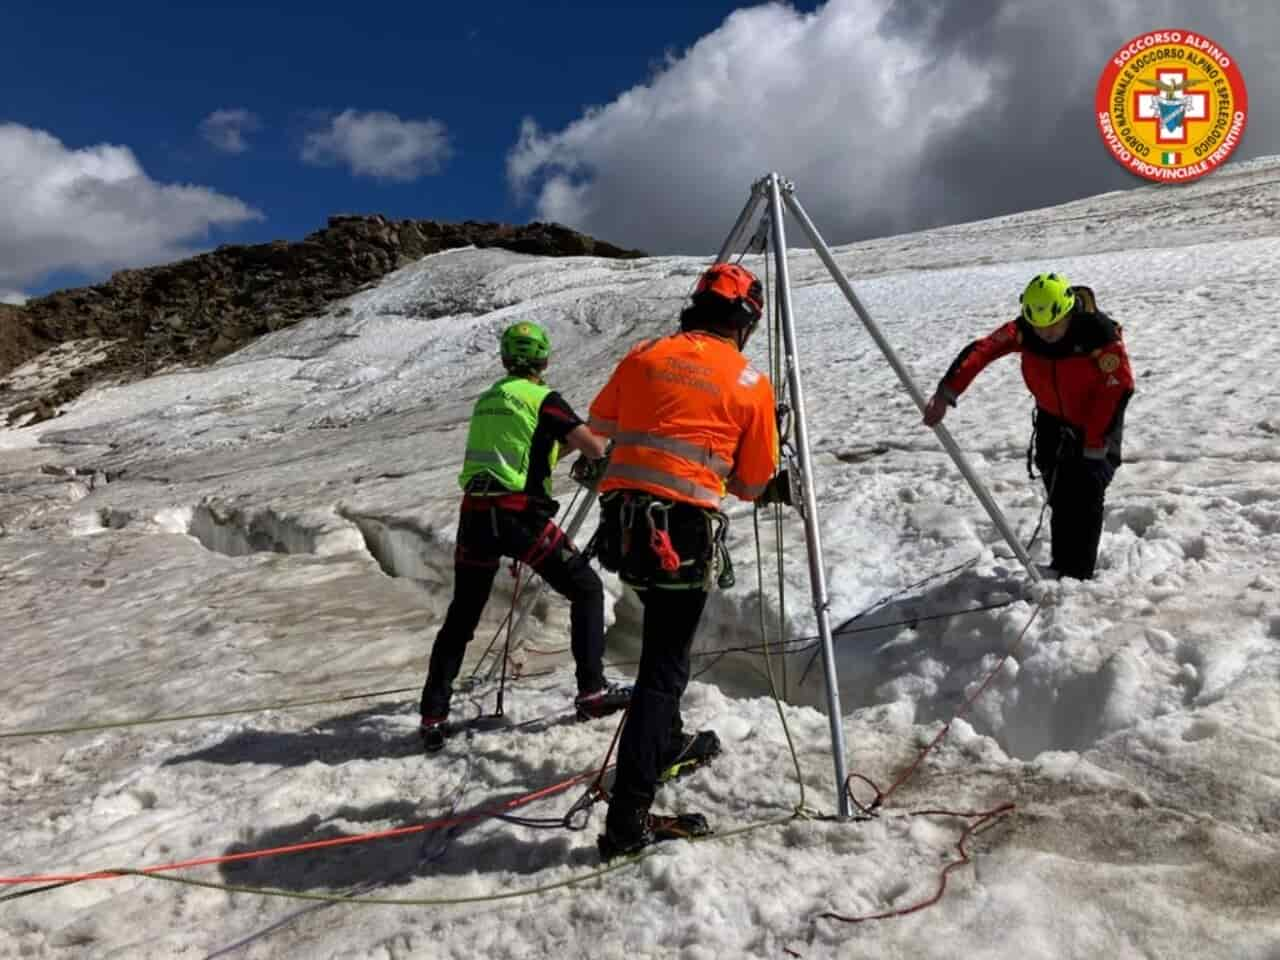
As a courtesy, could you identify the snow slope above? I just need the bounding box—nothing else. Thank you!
[2,160,1279,958]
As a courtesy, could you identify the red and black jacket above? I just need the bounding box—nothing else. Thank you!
[937,287,1135,460]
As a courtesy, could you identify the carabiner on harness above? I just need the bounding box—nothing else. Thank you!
[1026,407,1038,481]
[645,500,682,573]
[706,510,735,589]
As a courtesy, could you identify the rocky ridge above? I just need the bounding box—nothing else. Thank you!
[0,216,645,425]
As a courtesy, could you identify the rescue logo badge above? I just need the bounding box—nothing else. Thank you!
[1098,353,1121,373]
[1095,30,1248,183]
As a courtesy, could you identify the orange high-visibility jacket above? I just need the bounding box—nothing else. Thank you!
[589,331,778,508]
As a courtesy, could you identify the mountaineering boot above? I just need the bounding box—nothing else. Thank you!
[648,811,712,844]
[597,805,712,861]
[1035,563,1062,581]
[419,714,449,754]
[658,730,721,783]
[574,681,632,721]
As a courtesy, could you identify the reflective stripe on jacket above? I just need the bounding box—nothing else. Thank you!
[458,376,559,495]
[589,332,778,508]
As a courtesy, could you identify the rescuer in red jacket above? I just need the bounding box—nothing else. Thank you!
[584,262,788,859]
[923,273,1135,580]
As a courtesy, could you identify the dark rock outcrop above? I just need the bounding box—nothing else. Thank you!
[0,304,53,381]
[0,216,645,424]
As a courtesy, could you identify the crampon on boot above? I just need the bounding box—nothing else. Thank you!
[658,730,721,783]
[597,810,712,861]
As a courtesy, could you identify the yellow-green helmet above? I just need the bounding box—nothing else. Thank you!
[1020,273,1076,327]
[500,321,551,372]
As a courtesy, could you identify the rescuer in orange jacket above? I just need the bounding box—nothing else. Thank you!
[585,262,790,859]
[923,273,1135,580]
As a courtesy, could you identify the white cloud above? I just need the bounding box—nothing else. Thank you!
[506,0,1280,253]
[0,123,263,291]
[1,290,27,305]
[506,0,993,253]
[200,109,263,154]
[301,109,452,182]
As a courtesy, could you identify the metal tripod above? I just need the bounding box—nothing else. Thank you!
[715,173,1041,819]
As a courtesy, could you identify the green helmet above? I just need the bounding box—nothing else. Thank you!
[500,321,551,371]
[1019,273,1076,328]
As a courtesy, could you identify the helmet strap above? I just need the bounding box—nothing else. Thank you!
[504,358,546,377]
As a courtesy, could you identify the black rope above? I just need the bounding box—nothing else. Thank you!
[690,648,732,683]
[494,563,521,718]
[465,483,588,687]
[490,800,596,833]
[418,752,476,865]
[1022,411,1075,559]
[795,556,981,686]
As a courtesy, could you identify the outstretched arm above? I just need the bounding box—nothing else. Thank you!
[922,320,1021,426]
[564,424,609,459]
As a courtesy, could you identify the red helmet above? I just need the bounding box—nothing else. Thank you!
[693,263,764,329]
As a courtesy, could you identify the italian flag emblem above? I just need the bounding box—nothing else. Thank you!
[1161,151,1182,165]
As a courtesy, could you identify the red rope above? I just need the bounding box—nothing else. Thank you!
[818,803,1014,924]
[648,527,681,572]
[824,604,1041,924]
[591,707,628,798]
[850,604,1041,813]
[0,767,602,887]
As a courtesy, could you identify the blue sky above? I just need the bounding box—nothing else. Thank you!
[2,0,1277,300]
[2,2,779,261]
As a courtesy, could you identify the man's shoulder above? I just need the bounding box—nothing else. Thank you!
[735,360,770,390]
[625,336,662,358]
[539,388,581,419]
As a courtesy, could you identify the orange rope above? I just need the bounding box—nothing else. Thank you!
[0,766,607,888]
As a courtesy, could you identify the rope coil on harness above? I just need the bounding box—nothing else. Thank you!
[645,501,682,573]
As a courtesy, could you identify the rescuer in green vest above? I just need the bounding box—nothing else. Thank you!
[419,321,630,751]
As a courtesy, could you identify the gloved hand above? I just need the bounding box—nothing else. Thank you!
[758,469,793,506]
[922,388,955,427]
[922,393,947,427]
[1080,449,1115,487]
[570,454,608,488]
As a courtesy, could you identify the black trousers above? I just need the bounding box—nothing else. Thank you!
[420,501,605,717]
[595,490,717,823]
[607,588,708,820]
[1035,411,1116,580]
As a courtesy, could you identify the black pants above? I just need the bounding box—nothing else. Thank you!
[607,588,708,820]
[596,490,716,824]
[420,501,605,717]
[1035,411,1116,580]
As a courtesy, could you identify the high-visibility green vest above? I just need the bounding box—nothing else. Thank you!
[458,376,559,495]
